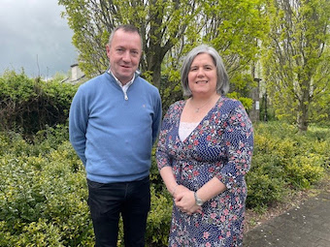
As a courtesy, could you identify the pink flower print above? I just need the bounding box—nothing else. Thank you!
[208,167,215,173]
[211,201,217,208]
[203,232,210,239]
[193,170,199,176]
[220,215,225,222]
[205,242,211,247]
[210,213,217,219]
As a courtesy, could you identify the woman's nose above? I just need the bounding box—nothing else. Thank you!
[197,68,205,77]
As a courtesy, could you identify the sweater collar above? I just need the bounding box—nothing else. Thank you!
[108,69,135,89]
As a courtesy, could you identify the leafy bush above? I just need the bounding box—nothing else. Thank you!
[0,126,172,246]
[246,152,289,210]
[0,119,329,245]
[246,121,329,211]
[0,130,94,246]
[146,187,172,247]
[0,70,78,137]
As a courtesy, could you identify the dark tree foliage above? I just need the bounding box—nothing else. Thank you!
[0,71,78,138]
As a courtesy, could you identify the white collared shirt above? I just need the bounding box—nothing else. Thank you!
[109,69,135,100]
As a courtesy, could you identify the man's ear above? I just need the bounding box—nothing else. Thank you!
[106,44,111,59]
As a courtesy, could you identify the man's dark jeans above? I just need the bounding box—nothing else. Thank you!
[87,176,150,247]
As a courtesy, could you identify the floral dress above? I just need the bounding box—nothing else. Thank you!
[156,97,254,247]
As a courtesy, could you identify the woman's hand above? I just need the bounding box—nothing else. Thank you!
[174,188,202,215]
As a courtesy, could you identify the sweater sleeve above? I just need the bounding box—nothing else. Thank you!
[152,90,162,145]
[69,86,89,166]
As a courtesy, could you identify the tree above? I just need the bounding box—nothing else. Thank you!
[58,0,268,111]
[201,0,269,110]
[262,0,330,131]
[58,0,202,88]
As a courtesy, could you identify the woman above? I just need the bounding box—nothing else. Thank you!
[156,44,254,246]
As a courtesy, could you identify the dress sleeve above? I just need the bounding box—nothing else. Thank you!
[216,101,254,189]
[156,104,175,171]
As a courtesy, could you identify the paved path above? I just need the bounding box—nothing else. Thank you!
[243,190,330,247]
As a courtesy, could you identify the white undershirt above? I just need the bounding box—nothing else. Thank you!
[109,69,135,100]
[179,121,199,141]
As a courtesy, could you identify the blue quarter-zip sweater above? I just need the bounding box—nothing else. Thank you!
[69,72,162,183]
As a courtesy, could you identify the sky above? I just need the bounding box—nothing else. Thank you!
[0,0,78,78]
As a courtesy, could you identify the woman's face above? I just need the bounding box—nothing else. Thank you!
[188,53,218,97]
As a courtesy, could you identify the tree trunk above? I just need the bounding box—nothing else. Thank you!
[297,98,309,132]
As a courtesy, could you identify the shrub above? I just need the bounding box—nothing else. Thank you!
[0,121,329,245]
[146,187,172,246]
[246,153,289,210]
[247,121,329,211]
[0,127,172,246]
[0,128,94,246]
[0,70,78,137]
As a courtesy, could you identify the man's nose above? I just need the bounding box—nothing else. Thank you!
[122,51,131,62]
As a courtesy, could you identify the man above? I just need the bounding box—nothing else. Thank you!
[69,25,162,246]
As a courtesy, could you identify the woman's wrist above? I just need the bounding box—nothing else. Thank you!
[170,184,179,196]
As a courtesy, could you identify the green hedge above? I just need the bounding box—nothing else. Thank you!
[0,69,329,245]
[0,71,77,137]
[0,126,172,246]
[0,122,329,246]
[246,122,329,211]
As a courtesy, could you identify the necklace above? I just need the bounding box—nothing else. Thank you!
[191,96,219,113]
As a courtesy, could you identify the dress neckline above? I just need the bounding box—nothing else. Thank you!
[178,96,223,143]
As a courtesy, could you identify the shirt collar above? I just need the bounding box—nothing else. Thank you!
[108,69,135,88]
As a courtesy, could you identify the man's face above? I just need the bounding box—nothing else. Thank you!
[106,29,142,84]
